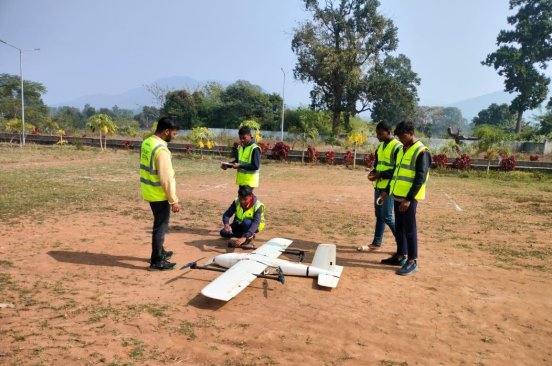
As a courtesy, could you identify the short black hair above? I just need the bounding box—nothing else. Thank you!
[394,121,415,136]
[238,185,253,198]
[155,116,178,133]
[376,121,392,132]
[238,126,251,136]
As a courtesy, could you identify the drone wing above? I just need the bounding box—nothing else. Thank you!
[252,237,293,258]
[200,259,268,301]
[200,238,293,301]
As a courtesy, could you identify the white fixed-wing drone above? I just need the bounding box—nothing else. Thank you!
[181,237,344,301]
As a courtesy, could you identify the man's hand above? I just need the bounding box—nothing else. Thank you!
[223,224,232,233]
[171,202,181,213]
[378,192,388,204]
[231,162,239,169]
[398,199,411,212]
[368,171,381,181]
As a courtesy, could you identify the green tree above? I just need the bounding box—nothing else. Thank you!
[536,105,552,135]
[288,109,322,163]
[134,106,159,129]
[414,106,468,137]
[162,90,199,129]
[292,0,399,134]
[473,103,517,132]
[52,106,84,130]
[369,54,420,125]
[0,73,49,130]
[474,125,507,174]
[482,0,552,133]
[218,80,280,129]
[86,113,117,151]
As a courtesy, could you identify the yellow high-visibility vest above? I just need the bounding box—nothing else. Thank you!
[236,143,260,187]
[140,135,170,202]
[374,138,402,189]
[235,198,265,232]
[389,140,429,200]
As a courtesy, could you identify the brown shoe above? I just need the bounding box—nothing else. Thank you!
[240,236,256,250]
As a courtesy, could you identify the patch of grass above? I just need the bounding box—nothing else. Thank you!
[380,361,408,366]
[0,259,13,267]
[453,243,472,251]
[122,338,145,362]
[86,304,121,324]
[126,303,169,318]
[178,321,197,340]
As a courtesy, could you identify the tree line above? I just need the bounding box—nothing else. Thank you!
[1,0,551,142]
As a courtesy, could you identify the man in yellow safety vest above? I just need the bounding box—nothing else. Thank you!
[357,121,402,252]
[379,121,431,276]
[221,126,261,189]
[220,185,265,250]
[140,116,181,271]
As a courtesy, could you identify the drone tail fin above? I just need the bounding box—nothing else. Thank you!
[312,244,343,288]
[311,244,337,270]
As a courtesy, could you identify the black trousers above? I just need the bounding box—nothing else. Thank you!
[394,199,418,260]
[149,201,171,264]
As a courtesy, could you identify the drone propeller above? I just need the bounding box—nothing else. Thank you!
[180,257,205,270]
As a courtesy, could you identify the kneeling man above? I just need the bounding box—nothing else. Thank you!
[220,185,265,249]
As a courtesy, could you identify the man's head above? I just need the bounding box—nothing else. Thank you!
[155,116,178,142]
[375,121,393,142]
[238,126,252,146]
[237,185,253,207]
[394,121,416,146]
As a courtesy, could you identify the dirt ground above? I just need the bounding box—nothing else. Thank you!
[1,149,551,366]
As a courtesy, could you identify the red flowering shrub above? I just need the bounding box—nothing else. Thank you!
[530,154,540,161]
[306,146,320,163]
[271,142,291,160]
[452,153,471,170]
[122,140,131,150]
[343,150,354,166]
[32,127,41,135]
[363,152,376,168]
[183,144,193,154]
[257,142,270,156]
[500,155,516,171]
[325,150,336,165]
[432,154,449,168]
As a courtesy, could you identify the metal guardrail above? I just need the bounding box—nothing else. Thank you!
[1,132,551,173]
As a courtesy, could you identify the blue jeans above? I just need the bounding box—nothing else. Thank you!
[220,219,253,238]
[372,188,396,246]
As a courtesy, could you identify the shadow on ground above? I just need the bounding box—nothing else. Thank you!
[47,250,147,270]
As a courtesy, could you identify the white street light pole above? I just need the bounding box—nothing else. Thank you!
[280,68,286,142]
[0,39,40,145]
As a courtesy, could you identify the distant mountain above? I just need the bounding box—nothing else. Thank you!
[445,91,513,122]
[446,90,550,122]
[51,76,232,111]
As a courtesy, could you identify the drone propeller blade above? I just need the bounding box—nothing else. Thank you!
[180,257,205,270]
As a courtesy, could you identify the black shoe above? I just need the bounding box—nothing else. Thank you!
[162,250,173,260]
[381,254,407,266]
[146,251,173,263]
[148,260,176,271]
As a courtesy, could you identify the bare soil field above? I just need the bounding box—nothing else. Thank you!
[1,143,551,366]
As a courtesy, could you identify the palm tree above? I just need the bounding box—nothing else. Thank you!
[86,114,117,151]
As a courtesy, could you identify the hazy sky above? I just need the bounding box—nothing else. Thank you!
[1,0,546,108]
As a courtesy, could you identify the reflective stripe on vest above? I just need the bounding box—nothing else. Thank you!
[236,143,260,187]
[235,198,265,231]
[389,140,429,200]
[140,136,170,202]
[374,139,402,189]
